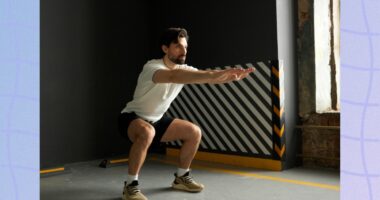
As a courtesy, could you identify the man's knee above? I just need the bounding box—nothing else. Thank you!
[133,125,156,145]
[190,124,202,142]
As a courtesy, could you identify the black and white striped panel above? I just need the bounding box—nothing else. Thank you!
[166,61,273,158]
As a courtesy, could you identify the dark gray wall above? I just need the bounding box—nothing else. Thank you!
[41,0,149,168]
[41,1,283,168]
[148,0,278,68]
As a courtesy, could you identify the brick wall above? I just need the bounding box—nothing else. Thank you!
[300,113,340,169]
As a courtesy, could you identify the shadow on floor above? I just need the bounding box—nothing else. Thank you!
[143,186,173,195]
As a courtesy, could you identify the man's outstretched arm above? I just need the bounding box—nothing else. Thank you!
[153,67,255,84]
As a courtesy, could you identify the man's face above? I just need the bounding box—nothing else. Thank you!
[165,37,188,64]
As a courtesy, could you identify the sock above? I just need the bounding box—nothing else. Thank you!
[177,168,190,177]
[127,174,138,184]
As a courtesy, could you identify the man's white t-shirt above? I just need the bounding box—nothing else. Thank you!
[121,59,198,123]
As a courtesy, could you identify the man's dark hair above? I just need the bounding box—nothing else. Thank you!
[159,27,189,47]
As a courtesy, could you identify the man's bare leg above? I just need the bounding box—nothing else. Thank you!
[127,119,155,175]
[160,119,202,168]
[122,119,154,200]
[160,118,204,192]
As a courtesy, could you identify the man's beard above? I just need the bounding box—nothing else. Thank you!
[169,55,186,64]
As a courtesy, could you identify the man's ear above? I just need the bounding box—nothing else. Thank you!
[161,45,168,54]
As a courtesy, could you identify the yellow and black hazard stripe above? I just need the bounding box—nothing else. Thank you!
[270,60,286,160]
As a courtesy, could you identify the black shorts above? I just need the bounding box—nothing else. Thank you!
[117,112,174,148]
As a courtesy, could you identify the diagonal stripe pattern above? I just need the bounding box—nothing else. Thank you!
[165,60,285,160]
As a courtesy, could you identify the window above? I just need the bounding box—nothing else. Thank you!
[315,0,340,112]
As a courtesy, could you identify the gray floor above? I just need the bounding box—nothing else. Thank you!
[41,155,340,200]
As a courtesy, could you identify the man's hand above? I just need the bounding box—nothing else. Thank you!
[211,67,255,84]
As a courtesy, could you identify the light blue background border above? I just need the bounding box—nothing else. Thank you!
[341,0,380,199]
[0,0,39,199]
